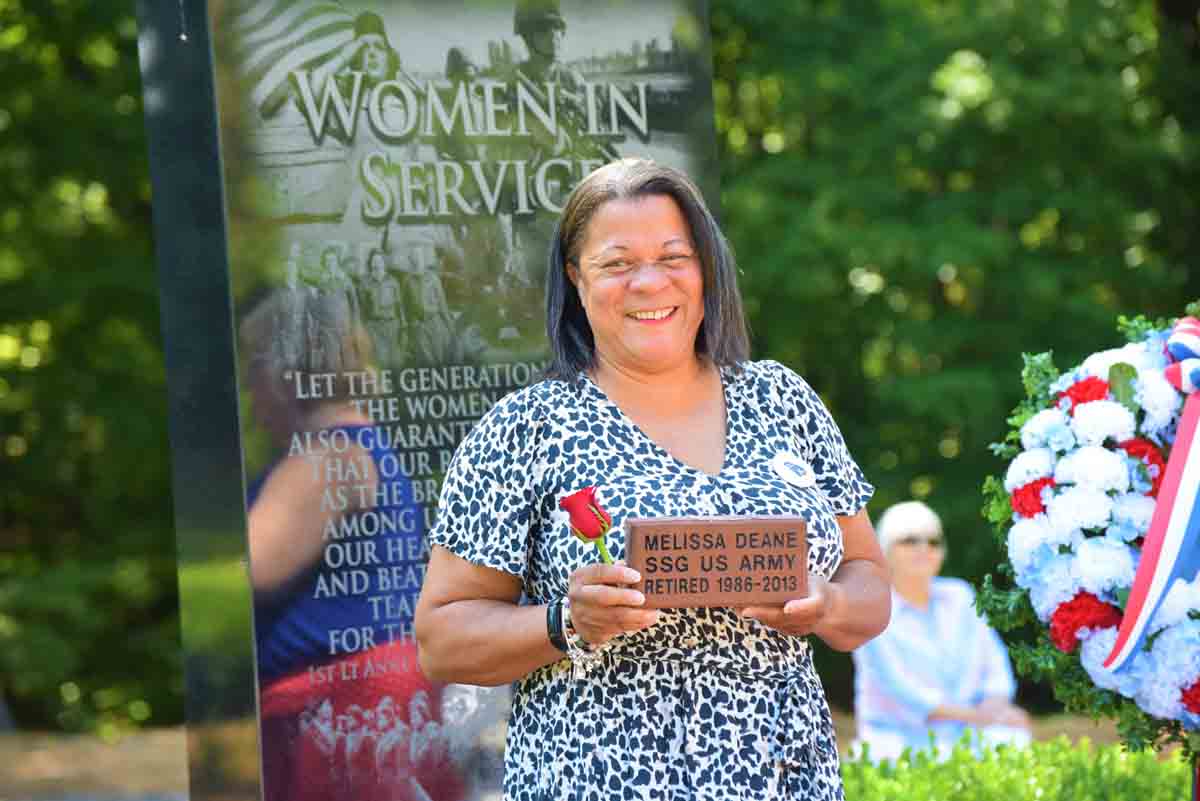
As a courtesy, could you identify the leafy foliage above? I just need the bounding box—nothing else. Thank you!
[0,4,180,734]
[1118,314,1173,343]
[842,737,1190,800]
[712,0,1200,707]
[1108,362,1140,413]
[2,0,1200,732]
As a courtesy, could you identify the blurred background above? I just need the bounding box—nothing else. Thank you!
[1,0,1198,796]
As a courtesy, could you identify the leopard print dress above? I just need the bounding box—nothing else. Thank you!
[429,360,874,801]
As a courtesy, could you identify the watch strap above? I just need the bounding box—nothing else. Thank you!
[546,596,569,653]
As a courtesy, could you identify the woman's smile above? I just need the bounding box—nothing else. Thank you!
[628,306,678,322]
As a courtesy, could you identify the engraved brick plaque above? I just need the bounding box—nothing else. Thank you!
[625,517,809,608]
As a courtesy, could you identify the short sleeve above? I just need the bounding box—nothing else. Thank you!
[428,388,542,577]
[769,361,874,516]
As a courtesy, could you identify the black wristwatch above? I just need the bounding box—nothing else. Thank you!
[546,597,569,653]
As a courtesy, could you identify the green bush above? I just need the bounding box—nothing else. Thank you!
[842,738,1189,801]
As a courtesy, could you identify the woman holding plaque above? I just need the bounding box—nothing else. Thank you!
[415,159,891,800]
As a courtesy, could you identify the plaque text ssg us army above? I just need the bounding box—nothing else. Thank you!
[625,517,809,608]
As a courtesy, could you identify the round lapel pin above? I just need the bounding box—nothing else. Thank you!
[771,452,817,487]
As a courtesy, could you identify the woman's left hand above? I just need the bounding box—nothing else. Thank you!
[739,576,842,637]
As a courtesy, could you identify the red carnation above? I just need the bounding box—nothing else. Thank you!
[1057,376,1110,414]
[559,486,614,563]
[1049,591,1123,653]
[1118,438,1167,497]
[1011,477,1056,518]
[1182,679,1200,715]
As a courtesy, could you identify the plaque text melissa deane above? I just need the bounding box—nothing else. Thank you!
[640,529,803,552]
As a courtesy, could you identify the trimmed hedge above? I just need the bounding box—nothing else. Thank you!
[842,738,1189,800]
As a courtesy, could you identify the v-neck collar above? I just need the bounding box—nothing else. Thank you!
[579,365,735,479]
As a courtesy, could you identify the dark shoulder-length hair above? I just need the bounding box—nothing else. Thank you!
[545,158,750,381]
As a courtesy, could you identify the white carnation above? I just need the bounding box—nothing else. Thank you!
[1132,622,1200,720]
[1111,493,1156,535]
[1074,537,1136,597]
[1071,400,1137,446]
[1080,627,1142,697]
[1150,579,1200,636]
[1004,447,1055,492]
[1046,485,1113,532]
[1053,446,1130,493]
[1020,409,1071,451]
[1007,515,1069,584]
[1080,343,1164,378]
[1149,621,1200,683]
[1136,368,1183,438]
[1135,677,1186,720]
[1028,553,1081,621]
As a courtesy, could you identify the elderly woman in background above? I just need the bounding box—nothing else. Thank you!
[851,500,1031,762]
[415,159,891,801]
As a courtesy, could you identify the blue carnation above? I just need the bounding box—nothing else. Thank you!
[1045,422,1076,452]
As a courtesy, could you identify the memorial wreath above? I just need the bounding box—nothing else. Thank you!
[978,302,1200,756]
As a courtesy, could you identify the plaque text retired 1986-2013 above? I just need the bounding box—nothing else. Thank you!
[625,518,810,608]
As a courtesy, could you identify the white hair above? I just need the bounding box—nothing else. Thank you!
[876,500,943,552]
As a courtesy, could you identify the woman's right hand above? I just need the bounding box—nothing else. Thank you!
[566,564,659,647]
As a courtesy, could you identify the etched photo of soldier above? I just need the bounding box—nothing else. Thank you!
[338,11,402,89]
[511,0,619,167]
[499,0,623,307]
[429,45,515,297]
[253,9,410,123]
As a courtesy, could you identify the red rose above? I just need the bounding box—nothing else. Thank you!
[1049,591,1123,653]
[559,486,614,563]
[1056,376,1110,414]
[1182,679,1200,715]
[1118,438,1167,497]
[1011,477,1055,518]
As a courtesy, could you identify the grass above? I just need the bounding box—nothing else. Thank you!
[0,711,1126,797]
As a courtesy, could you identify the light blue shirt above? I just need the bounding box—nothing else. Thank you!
[851,576,1018,759]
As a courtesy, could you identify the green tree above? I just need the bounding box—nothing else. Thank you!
[712,0,1200,706]
[0,3,181,734]
[2,0,1199,733]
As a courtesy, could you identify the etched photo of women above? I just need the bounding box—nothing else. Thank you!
[410,260,457,365]
[311,246,363,372]
[360,248,408,367]
[276,247,316,369]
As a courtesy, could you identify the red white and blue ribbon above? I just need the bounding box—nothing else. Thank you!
[1105,317,1200,671]
[1166,316,1200,393]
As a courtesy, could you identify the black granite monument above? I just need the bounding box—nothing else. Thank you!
[136,1,718,799]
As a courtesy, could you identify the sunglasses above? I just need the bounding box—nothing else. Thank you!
[895,536,944,548]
